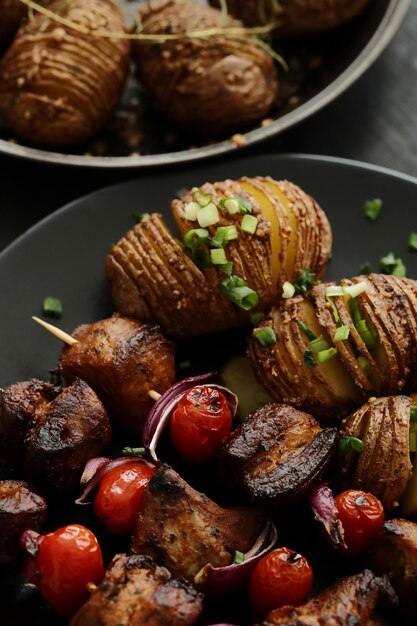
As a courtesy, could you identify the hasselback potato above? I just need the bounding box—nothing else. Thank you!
[0,0,130,148]
[133,0,278,136]
[249,274,417,419]
[0,0,26,42]
[106,176,332,338]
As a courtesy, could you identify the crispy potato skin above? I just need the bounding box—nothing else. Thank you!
[0,0,26,42]
[134,0,278,136]
[209,0,370,37]
[0,0,129,148]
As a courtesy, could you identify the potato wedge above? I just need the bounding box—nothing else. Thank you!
[0,0,26,42]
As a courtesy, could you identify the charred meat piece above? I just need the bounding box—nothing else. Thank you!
[70,553,203,626]
[217,403,337,510]
[0,480,47,565]
[370,518,417,625]
[261,569,396,626]
[130,465,267,584]
[59,314,175,435]
[0,378,111,494]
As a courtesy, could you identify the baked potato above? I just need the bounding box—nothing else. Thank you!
[0,0,27,42]
[133,0,278,136]
[249,274,417,420]
[106,176,332,338]
[0,0,130,148]
[209,0,370,37]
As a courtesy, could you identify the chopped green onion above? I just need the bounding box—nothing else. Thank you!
[363,198,383,221]
[122,447,147,456]
[327,297,341,324]
[210,248,227,265]
[183,228,209,251]
[220,198,240,214]
[359,262,372,275]
[411,407,417,422]
[294,269,317,295]
[356,319,376,351]
[250,312,265,325]
[333,325,350,342]
[219,275,259,311]
[233,550,245,564]
[357,356,371,376]
[303,349,316,368]
[317,347,338,363]
[240,214,258,235]
[309,335,330,354]
[339,436,364,454]
[218,262,234,275]
[42,297,63,319]
[254,327,276,346]
[193,189,211,207]
[197,203,220,227]
[349,297,363,326]
[343,281,368,298]
[325,285,344,297]
[409,233,417,252]
[210,225,238,248]
[380,252,407,277]
[184,201,200,221]
[132,211,150,223]
[298,321,316,341]
[282,281,295,299]
[178,360,191,370]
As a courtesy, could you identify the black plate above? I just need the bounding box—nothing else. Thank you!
[1,153,417,625]
[0,0,410,168]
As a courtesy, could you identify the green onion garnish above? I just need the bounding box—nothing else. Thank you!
[343,281,367,298]
[122,447,147,456]
[241,214,258,235]
[219,197,253,215]
[218,261,234,275]
[250,312,265,325]
[184,201,200,221]
[349,297,363,325]
[409,233,417,252]
[210,225,238,248]
[359,262,372,275]
[219,275,259,311]
[339,436,364,454]
[233,550,245,564]
[357,356,371,376]
[282,281,295,299]
[183,228,209,251]
[132,211,150,223]
[356,319,376,351]
[325,285,344,297]
[327,297,341,324]
[298,321,316,342]
[410,407,417,422]
[210,248,227,265]
[363,198,383,221]
[193,189,211,207]
[317,347,338,363]
[197,203,220,228]
[333,325,350,342]
[294,269,317,295]
[380,252,407,277]
[309,335,330,354]
[42,297,63,319]
[254,327,277,346]
[303,349,316,368]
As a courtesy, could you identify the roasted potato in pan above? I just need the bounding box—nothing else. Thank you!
[134,0,278,136]
[0,0,130,148]
[0,0,27,42]
[106,176,332,339]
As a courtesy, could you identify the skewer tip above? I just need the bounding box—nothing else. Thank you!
[32,315,78,346]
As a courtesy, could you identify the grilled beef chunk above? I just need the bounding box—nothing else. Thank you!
[59,314,175,435]
[370,518,417,625]
[130,465,267,584]
[70,553,203,626]
[217,403,337,510]
[261,570,396,626]
[0,378,111,494]
[0,479,47,565]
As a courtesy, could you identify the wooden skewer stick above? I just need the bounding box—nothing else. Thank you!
[148,389,161,401]
[32,316,79,346]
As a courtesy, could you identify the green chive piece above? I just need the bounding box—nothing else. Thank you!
[309,335,330,354]
[409,233,417,252]
[380,252,407,277]
[193,189,211,207]
[219,197,253,214]
[327,297,341,325]
[317,347,338,363]
[282,281,295,299]
[359,262,372,275]
[333,325,350,342]
[357,356,372,376]
[343,281,367,298]
[233,550,245,564]
[197,203,219,228]
[410,407,417,422]
[303,349,316,368]
[210,226,238,248]
[122,447,147,456]
[298,321,316,342]
[364,198,383,221]
[183,228,209,251]
[241,214,258,235]
[211,248,227,265]
[218,261,234,275]
[219,275,259,311]
[356,319,376,351]
[250,312,265,325]
[339,436,364,454]
[184,202,200,221]
[349,297,363,325]
[132,211,150,223]
[254,327,277,346]
[325,285,344,297]
[178,360,191,370]
[294,269,317,295]
[42,297,63,319]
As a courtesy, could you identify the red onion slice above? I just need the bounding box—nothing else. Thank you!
[193,520,278,596]
[76,456,155,505]
[309,482,346,550]
[20,529,42,558]
[143,372,238,462]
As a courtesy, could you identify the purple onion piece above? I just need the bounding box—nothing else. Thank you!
[20,529,41,557]
[309,482,346,550]
[76,456,155,505]
[143,372,238,462]
[193,520,278,596]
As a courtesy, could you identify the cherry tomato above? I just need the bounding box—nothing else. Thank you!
[169,385,233,464]
[94,462,157,535]
[249,547,313,620]
[36,524,104,618]
[334,489,385,555]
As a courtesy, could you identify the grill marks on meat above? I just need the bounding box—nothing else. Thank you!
[0,479,47,565]
[70,553,203,626]
[130,465,267,583]
[0,378,111,494]
[217,403,337,510]
[261,570,396,626]
[59,314,175,435]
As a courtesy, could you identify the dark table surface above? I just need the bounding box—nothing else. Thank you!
[1,0,416,252]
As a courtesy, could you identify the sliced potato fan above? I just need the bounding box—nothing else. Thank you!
[106,176,332,338]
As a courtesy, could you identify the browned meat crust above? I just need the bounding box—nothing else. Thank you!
[0,479,47,565]
[261,569,396,626]
[59,314,175,435]
[217,403,337,510]
[130,464,267,584]
[70,553,203,626]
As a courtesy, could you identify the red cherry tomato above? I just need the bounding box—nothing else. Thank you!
[94,462,157,535]
[36,524,104,618]
[334,489,385,555]
[169,385,233,464]
[249,547,313,620]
